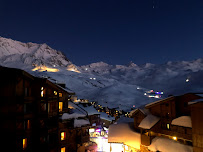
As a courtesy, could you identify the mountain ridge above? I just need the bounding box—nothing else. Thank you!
[0,36,203,111]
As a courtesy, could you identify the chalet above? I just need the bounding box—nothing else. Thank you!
[108,93,203,152]
[129,93,203,152]
[0,66,90,152]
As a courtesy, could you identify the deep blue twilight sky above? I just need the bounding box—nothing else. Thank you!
[0,0,202,65]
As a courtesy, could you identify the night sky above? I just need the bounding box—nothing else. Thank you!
[0,0,202,66]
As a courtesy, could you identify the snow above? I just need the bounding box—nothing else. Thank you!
[129,109,138,117]
[195,93,203,97]
[108,123,141,149]
[138,114,160,129]
[171,116,192,128]
[74,119,90,127]
[1,37,203,112]
[100,112,115,121]
[188,99,203,105]
[149,137,193,152]
[62,112,86,120]
[81,105,100,116]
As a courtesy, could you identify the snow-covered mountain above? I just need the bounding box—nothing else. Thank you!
[0,37,77,70]
[1,37,203,111]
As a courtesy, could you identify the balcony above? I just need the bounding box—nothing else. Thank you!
[141,134,152,146]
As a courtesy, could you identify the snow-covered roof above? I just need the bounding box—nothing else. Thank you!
[62,112,86,120]
[145,96,175,108]
[108,123,141,149]
[74,119,90,127]
[129,108,148,117]
[129,109,138,117]
[81,106,100,115]
[55,83,75,94]
[171,116,192,128]
[100,112,115,121]
[188,98,203,105]
[195,93,203,97]
[138,114,160,129]
[149,137,193,152]
[116,116,134,124]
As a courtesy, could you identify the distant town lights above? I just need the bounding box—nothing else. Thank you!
[186,79,189,82]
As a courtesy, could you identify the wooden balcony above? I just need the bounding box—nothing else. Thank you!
[159,129,192,141]
[141,134,151,146]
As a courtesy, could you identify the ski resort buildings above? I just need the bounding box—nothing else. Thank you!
[0,66,92,152]
[108,93,203,152]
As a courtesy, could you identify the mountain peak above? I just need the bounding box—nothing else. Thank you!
[0,37,71,68]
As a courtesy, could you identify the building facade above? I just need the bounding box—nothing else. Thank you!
[0,66,90,152]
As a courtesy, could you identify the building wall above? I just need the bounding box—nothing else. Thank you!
[191,102,203,152]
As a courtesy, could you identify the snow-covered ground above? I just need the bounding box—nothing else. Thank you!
[1,37,203,111]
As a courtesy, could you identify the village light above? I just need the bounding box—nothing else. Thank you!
[172,136,177,141]
[23,138,27,150]
[61,132,66,140]
[32,65,59,72]
[89,128,95,133]
[186,79,189,82]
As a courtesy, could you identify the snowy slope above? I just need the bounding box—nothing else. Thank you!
[1,37,203,111]
[0,37,73,69]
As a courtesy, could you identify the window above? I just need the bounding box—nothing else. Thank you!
[23,138,27,150]
[61,147,65,152]
[41,87,44,97]
[59,93,62,97]
[61,132,66,140]
[54,91,57,95]
[59,102,63,112]
[167,124,170,129]
[27,120,31,129]
[25,88,28,96]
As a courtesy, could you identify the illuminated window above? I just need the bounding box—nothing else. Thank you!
[59,102,63,112]
[27,120,30,129]
[167,124,170,129]
[59,93,62,97]
[54,91,57,95]
[23,138,27,149]
[41,87,44,97]
[61,132,66,140]
[61,147,65,152]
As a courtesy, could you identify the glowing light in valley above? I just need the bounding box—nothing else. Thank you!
[66,64,81,73]
[32,65,59,72]
[186,79,189,82]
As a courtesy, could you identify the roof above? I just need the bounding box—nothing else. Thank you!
[68,101,88,116]
[149,137,193,152]
[195,93,203,97]
[138,114,160,129]
[74,119,90,128]
[61,112,86,120]
[129,108,148,117]
[100,112,115,121]
[81,105,100,115]
[171,116,192,128]
[0,65,34,80]
[145,96,175,108]
[55,83,75,95]
[188,98,203,105]
[108,123,141,149]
